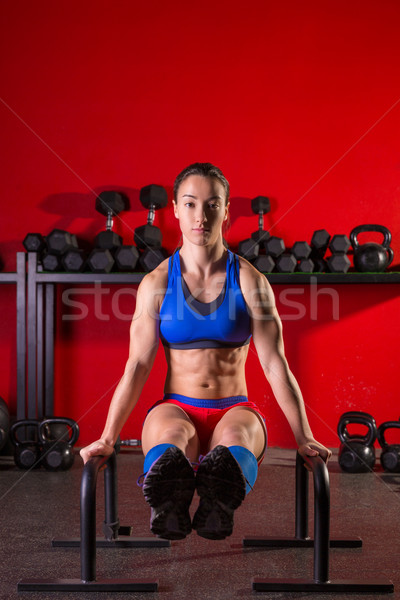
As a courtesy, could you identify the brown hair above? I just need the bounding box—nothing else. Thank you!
[173,162,230,205]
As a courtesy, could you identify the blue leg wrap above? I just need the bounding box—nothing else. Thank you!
[143,443,177,474]
[228,445,258,494]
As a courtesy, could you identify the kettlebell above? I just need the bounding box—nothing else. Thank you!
[337,411,377,473]
[10,420,42,469]
[39,417,79,471]
[350,224,394,272]
[377,420,400,473]
[0,396,10,452]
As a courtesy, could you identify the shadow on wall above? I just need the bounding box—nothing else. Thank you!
[228,195,279,234]
[39,186,138,242]
[39,183,178,251]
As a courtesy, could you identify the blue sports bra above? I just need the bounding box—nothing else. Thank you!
[159,249,252,349]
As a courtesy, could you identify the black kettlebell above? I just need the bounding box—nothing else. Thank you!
[0,397,10,452]
[377,420,400,473]
[337,411,377,473]
[10,420,42,469]
[39,417,79,471]
[350,224,394,272]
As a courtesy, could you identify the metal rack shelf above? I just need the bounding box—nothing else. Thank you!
[5,251,399,420]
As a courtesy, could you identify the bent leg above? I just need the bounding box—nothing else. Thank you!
[192,407,266,540]
[141,403,200,540]
[209,406,267,461]
[142,403,201,462]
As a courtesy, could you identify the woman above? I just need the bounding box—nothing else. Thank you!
[80,162,331,541]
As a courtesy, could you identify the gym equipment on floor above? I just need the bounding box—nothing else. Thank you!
[248,452,393,593]
[10,419,42,469]
[350,224,394,272]
[378,419,400,472]
[337,411,377,473]
[39,417,79,471]
[19,451,168,592]
[0,397,10,451]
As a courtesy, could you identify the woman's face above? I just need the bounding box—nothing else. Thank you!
[173,175,229,247]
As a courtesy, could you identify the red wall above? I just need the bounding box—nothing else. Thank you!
[1,0,399,447]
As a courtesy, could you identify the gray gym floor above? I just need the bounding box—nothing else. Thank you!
[0,447,399,600]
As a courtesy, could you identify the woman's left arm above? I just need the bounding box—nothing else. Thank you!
[240,260,332,463]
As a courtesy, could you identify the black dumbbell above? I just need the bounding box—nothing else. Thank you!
[139,247,168,272]
[134,185,168,250]
[297,258,315,273]
[0,397,10,452]
[238,238,259,261]
[292,241,313,272]
[88,191,129,273]
[250,196,271,244]
[377,420,400,472]
[23,233,46,253]
[238,196,270,259]
[264,236,285,258]
[276,253,297,273]
[327,254,351,273]
[292,241,312,260]
[114,436,141,454]
[312,257,328,272]
[253,255,275,273]
[337,411,377,473]
[326,234,351,273]
[41,229,81,272]
[46,229,79,255]
[10,420,42,470]
[39,417,79,471]
[311,229,330,256]
[114,245,140,271]
[87,248,114,273]
[309,229,330,272]
[329,234,351,254]
[94,191,128,250]
[62,248,87,272]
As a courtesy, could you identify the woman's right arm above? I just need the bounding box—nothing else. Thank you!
[80,269,165,463]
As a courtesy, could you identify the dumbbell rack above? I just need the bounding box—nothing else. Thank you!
[0,253,26,419]
[4,252,400,421]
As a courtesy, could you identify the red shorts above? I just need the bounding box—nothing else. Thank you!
[147,394,267,462]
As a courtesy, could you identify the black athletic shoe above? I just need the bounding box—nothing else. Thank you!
[142,446,195,540]
[192,445,246,540]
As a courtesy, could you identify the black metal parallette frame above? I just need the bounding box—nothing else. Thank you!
[250,453,394,593]
[244,452,362,548]
[18,452,162,592]
[0,253,26,419]
[52,449,169,549]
